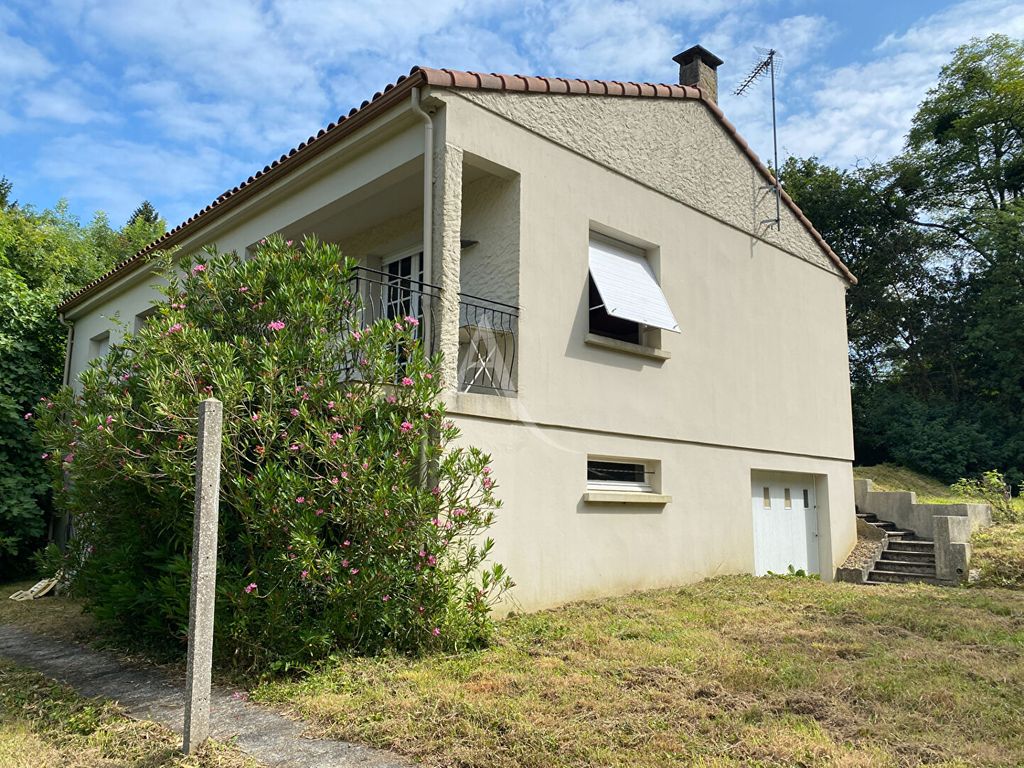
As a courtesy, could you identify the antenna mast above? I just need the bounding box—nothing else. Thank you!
[734,49,781,231]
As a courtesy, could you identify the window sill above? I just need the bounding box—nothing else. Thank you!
[583,491,672,505]
[584,333,670,361]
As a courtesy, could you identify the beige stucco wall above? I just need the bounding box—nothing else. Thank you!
[459,173,520,307]
[451,412,855,613]
[453,89,839,277]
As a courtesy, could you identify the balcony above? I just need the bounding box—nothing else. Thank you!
[348,266,518,395]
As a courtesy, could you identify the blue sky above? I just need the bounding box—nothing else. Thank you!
[3,0,1024,229]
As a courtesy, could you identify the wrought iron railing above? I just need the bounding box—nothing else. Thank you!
[457,293,519,395]
[345,267,519,394]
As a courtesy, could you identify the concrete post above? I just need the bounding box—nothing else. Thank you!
[183,398,223,754]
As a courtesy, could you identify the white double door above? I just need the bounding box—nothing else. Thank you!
[750,471,820,576]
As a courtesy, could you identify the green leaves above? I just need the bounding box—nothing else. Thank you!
[36,236,511,666]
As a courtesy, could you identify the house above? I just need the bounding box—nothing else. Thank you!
[58,46,858,611]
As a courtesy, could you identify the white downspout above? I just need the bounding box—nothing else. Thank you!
[59,314,74,387]
[410,87,434,352]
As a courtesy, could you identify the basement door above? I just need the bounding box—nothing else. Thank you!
[750,471,820,576]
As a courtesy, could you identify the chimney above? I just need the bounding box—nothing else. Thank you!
[673,45,724,102]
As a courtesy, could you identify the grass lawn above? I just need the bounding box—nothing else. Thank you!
[255,576,1024,768]
[0,660,254,768]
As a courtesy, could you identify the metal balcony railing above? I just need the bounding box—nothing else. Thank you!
[457,293,518,395]
[346,266,519,395]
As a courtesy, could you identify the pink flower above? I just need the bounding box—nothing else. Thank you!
[482,466,492,476]
[401,377,414,387]
[343,540,351,547]
[238,285,249,293]
[404,315,420,327]
[349,567,359,575]
[482,477,494,491]
[432,627,441,637]
[330,431,342,443]
[106,415,114,424]
[419,550,426,558]
[315,508,323,516]
[63,453,74,464]
[428,555,437,566]
[286,239,294,246]
[191,264,206,274]
[167,322,183,334]
[295,496,305,504]
[386,395,396,404]
[424,373,433,380]
[453,507,466,517]
[352,331,362,341]
[327,401,335,409]
[289,443,300,452]
[244,583,257,594]
[290,408,300,417]
[301,570,309,580]
[250,412,261,421]
[341,559,349,567]
[97,424,104,432]
[400,421,413,433]
[340,471,348,479]
[23,412,32,420]
[330,477,339,485]
[40,453,50,460]
[382,594,390,601]
[267,320,286,331]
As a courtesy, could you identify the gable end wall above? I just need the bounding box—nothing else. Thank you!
[454,90,840,277]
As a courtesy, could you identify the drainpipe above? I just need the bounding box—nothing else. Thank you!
[59,313,74,387]
[410,87,434,353]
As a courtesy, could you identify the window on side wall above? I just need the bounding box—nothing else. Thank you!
[587,234,679,348]
[89,331,110,360]
[134,306,160,333]
[587,457,654,493]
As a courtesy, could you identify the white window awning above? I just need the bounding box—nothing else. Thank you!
[588,238,680,333]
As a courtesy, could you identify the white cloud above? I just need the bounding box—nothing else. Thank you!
[769,0,1024,168]
[36,134,250,224]
[23,79,110,124]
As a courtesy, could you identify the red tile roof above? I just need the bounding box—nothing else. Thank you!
[59,66,854,312]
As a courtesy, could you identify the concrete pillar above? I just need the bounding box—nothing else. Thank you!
[183,398,223,754]
[433,141,464,390]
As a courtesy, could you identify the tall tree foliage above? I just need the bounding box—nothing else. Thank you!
[785,34,1024,485]
[0,185,165,576]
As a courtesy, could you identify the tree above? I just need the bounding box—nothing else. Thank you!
[784,35,1024,485]
[127,200,159,227]
[0,183,167,576]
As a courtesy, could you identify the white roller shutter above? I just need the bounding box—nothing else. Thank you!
[588,238,680,333]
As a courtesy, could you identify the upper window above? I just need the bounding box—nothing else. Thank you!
[89,331,110,361]
[587,458,653,493]
[587,235,679,344]
[134,305,160,333]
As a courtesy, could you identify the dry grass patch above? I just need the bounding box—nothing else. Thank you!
[0,579,96,643]
[0,660,255,768]
[256,576,1024,768]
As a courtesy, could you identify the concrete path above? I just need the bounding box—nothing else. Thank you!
[0,624,410,768]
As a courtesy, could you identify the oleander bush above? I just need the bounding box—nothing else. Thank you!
[35,236,511,668]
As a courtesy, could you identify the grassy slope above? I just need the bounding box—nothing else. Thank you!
[256,576,1024,768]
[0,660,254,768]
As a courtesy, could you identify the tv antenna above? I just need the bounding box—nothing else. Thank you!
[734,48,781,231]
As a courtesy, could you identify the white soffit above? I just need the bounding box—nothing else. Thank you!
[588,238,680,333]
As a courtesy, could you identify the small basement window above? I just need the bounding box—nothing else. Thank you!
[587,458,653,493]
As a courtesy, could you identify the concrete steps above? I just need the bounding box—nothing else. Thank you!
[858,509,940,586]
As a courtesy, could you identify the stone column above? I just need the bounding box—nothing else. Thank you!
[183,398,223,754]
[433,142,464,390]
